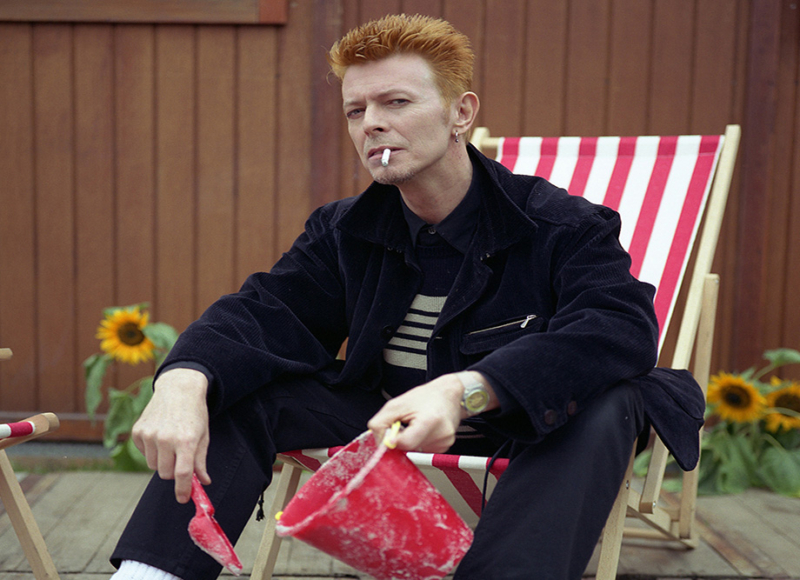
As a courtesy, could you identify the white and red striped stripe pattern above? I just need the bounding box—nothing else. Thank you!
[0,420,35,440]
[279,448,509,528]
[497,133,724,349]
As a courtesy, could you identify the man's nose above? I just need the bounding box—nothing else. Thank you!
[363,107,387,134]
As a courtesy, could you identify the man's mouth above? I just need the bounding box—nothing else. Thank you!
[368,147,398,162]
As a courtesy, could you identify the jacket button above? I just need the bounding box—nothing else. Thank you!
[544,410,557,425]
[567,401,578,416]
[381,326,394,339]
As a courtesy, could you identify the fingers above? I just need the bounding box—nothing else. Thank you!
[132,416,210,503]
[173,447,197,504]
[394,420,455,453]
[194,438,211,486]
[131,368,211,502]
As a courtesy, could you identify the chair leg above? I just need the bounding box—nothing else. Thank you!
[0,449,60,580]
[595,448,635,580]
[677,273,719,547]
[251,463,304,580]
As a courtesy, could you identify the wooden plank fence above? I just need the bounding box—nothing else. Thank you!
[1,0,799,438]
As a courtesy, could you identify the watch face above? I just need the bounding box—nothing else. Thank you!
[466,389,489,412]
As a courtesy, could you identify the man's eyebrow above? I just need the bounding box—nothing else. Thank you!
[342,88,413,110]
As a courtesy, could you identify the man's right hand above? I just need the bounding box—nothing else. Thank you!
[132,368,211,504]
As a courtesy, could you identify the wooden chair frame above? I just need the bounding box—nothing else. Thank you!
[0,348,61,580]
[251,125,740,580]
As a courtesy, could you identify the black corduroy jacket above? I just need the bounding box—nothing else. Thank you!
[159,145,705,470]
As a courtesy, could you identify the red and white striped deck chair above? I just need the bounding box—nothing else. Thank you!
[251,125,740,580]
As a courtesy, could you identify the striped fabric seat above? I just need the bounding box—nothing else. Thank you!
[253,126,739,580]
[497,133,724,349]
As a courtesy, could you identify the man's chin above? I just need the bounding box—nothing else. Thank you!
[371,168,414,186]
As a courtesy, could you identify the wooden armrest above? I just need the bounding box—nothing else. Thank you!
[0,413,60,451]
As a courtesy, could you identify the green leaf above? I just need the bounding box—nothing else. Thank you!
[757,446,800,496]
[739,367,757,381]
[775,428,800,450]
[104,388,135,449]
[132,377,153,417]
[714,456,751,494]
[662,477,683,493]
[633,449,652,477]
[84,353,112,420]
[763,348,800,368]
[109,439,151,472]
[143,322,179,355]
[701,431,756,494]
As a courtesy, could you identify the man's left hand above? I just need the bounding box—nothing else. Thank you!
[367,371,497,453]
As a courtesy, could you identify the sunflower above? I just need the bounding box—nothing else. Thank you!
[764,382,800,433]
[707,372,766,423]
[96,306,155,365]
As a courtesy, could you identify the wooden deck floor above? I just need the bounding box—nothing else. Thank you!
[1,470,799,579]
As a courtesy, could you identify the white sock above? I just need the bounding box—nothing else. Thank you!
[111,560,184,580]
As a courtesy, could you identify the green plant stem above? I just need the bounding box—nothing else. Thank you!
[122,375,151,395]
[761,431,785,452]
[753,363,779,382]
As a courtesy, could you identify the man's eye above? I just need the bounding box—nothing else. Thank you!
[346,108,363,119]
[390,99,409,106]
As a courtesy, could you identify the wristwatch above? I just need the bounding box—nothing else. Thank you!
[458,372,490,417]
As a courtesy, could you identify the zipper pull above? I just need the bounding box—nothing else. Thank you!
[520,315,536,329]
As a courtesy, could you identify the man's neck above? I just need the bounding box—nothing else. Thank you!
[398,146,473,225]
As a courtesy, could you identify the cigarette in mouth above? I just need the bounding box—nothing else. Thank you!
[381,148,391,167]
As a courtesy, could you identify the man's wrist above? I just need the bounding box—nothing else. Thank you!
[456,371,494,417]
[156,367,209,397]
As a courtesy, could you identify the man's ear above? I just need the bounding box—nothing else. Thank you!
[453,91,480,136]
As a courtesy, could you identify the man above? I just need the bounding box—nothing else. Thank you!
[111,14,704,580]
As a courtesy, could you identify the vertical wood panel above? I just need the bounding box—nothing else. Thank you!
[763,0,799,353]
[713,0,749,374]
[732,0,781,368]
[310,0,344,210]
[648,0,695,134]
[522,0,567,136]
[481,0,526,136]
[155,25,197,330]
[691,1,738,134]
[237,26,279,276]
[360,0,402,23]
[784,23,800,354]
[565,0,611,136]
[196,26,236,310]
[114,25,157,387]
[0,24,38,409]
[402,0,442,16]
[607,0,652,135]
[275,0,315,252]
[33,24,76,411]
[74,24,116,400]
[686,0,742,376]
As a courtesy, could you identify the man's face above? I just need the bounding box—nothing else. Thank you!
[341,53,455,187]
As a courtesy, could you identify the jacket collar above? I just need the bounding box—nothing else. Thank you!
[335,145,538,258]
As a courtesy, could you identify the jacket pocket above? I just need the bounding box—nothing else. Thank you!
[461,314,546,355]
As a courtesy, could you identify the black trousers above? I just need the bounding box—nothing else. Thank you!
[111,376,645,580]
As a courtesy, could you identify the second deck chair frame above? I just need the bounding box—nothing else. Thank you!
[252,124,741,580]
[0,349,61,580]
